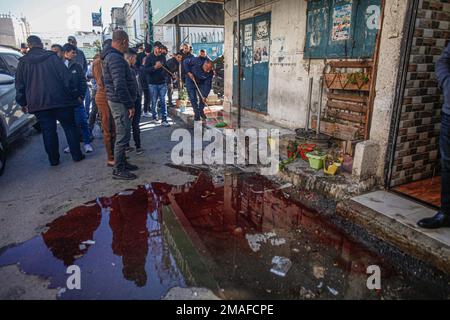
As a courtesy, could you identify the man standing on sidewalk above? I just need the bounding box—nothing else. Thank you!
[184,57,214,122]
[165,52,182,108]
[102,30,138,181]
[125,48,145,155]
[144,42,171,127]
[418,43,450,229]
[94,40,116,168]
[15,36,83,166]
[62,43,94,154]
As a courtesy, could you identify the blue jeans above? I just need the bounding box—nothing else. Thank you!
[186,78,209,121]
[34,107,83,164]
[84,87,91,116]
[149,84,167,122]
[441,112,450,215]
[74,105,91,144]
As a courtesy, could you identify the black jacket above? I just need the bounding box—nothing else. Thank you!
[437,43,450,115]
[15,48,78,113]
[75,48,88,73]
[102,47,137,108]
[144,53,167,85]
[66,60,87,101]
[130,66,141,98]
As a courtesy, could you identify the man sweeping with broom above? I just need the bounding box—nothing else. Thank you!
[184,56,215,123]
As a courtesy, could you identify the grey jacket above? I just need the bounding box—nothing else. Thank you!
[436,43,450,116]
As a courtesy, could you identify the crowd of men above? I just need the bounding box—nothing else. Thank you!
[15,30,215,181]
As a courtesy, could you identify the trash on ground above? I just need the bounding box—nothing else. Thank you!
[82,240,95,245]
[270,256,292,277]
[246,232,284,252]
[327,286,339,296]
[277,183,293,190]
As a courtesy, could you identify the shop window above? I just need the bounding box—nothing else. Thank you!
[304,0,381,59]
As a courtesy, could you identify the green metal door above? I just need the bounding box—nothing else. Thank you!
[233,13,271,113]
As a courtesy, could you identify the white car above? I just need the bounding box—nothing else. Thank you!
[0,47,37,176]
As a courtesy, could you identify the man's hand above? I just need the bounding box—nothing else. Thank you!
[128,107,136,119]
[22,106,29,113]
[203,98,208,105]
[155,61,162,69]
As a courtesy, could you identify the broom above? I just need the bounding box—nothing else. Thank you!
[191,78,228,128]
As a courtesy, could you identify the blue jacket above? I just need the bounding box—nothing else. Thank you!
[184,57,214,91]
[102,47,137,109]
[144,53,167,85]
[437,43,450,116]
[15,48,79,113]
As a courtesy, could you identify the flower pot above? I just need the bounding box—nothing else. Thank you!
[306,153,326,170]
[299,144,316,161]
[324,162,341,176]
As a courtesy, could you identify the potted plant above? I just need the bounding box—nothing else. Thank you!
[324,151,343,175]
[306,149,326,170]
[177,88,189,112]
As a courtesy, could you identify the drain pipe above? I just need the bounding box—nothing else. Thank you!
[237,0,242,128]
[305,77,314,131]
[317,76,324,136]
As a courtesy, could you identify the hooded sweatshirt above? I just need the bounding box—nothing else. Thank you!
[15,47,78,113]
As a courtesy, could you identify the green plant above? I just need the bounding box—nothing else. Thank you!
[178,87,188,101]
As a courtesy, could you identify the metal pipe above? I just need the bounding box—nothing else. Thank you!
[317,77,324,136]
[305,77,313,131]
[237,0,242,128]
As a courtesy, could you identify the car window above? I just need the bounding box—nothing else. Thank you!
[1,54,20,75]
[0,58,9,75]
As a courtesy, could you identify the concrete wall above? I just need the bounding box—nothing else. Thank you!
[369,0,412,181]
[223,0,326,130]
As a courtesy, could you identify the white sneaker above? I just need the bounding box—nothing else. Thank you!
[162,121,171,127]
[84,144,94,153]
[143,112,152,118]
[64,147,70,154]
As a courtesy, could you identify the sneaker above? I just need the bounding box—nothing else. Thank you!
[84,144,94,154]
[64,147,70,154]
[152,118,161,124]
[143,112,152,118]
[162,121,171,127]
[113,170,137,181]
[125,146,135,153]
[74,154,86,163]
[136,148,145,155]
[125,162,139,171]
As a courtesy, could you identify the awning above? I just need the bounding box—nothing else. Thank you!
[152,0,224,26]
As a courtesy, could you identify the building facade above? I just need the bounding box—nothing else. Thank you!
[222,0,449,192]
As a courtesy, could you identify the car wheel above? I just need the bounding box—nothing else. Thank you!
[0,131,6,177]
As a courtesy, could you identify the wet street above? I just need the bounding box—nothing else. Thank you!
[0,122,449,300]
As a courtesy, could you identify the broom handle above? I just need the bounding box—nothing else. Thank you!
[162,65,175,78]
[192,77,209,107]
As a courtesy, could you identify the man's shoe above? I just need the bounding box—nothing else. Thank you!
[417,212,450,229]
[64,147,70,154]
[136,148,145,155]
[113,170,137,181]
[74,154,86,163]
[125,163,139,171]
[125,146,135,153]
[84,144,94,154]
[162,121,171,127]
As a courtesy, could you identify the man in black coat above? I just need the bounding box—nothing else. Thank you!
[418,43,450,229]
[165,52,182,108]
[15,36,83,166]
[102,30,138,181]
[62,43,93,154]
